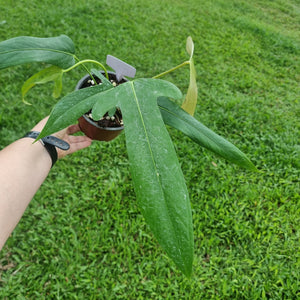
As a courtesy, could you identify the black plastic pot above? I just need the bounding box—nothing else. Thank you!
[76,71,127,141]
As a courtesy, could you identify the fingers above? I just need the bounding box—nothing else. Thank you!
[69,137,92,154]
[69,135,92,146]
[66,124,81,135]
[33,117,93,159]
[57,135,92,159]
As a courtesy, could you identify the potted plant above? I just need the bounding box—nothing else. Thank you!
[75,69,129,141]
[0,35,256,277]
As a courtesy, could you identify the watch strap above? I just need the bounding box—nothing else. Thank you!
[23,131,70,167]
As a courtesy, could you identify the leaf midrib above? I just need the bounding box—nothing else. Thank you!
[0,48,75,57]
[130,81,158,178]
[130,81,180,254]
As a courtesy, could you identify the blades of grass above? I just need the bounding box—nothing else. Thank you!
[21,66,64,103]
[0,35,75,70]
[159,97,257,171]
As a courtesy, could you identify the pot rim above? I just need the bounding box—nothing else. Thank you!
[75,71,121,91]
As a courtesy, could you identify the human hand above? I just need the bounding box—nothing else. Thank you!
[32,117,92,159]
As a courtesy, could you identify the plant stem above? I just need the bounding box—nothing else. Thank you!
[152,61,190,79]
[63,59,109,79]
[78,63,98,84]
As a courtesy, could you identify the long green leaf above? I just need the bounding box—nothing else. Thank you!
[21,66,64,103]
[40,78,195,275]
[39,83,113,139]
[0,35,75,70]
[88,70,115,119]
[159,97,257,171]
[108,79,193,276]
[91,87,120,120]
[90,69,111,85]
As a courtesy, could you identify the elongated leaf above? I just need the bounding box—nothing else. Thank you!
[108,107,117,117]
[99,78,193,276]
[39,83,113,139]
[88,69,116,119]
[21,66,64,103]
[40,78,195,275]
[0,35,75,70]
[186,36,194,58]
[91,68,111,85]
[91,83,123,120]
[53,72,63,98]
[181,37,198,116]
[159,97,257,171]
[181,57,197,115]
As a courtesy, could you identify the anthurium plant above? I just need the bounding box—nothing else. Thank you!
[0,35,256,276]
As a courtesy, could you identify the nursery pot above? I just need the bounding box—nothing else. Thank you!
[76,71,127,141]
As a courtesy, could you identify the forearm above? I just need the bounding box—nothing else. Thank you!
[0,137,52,249]
[0,116,92,250]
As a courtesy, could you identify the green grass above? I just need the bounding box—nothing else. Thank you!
[0,0,299,298]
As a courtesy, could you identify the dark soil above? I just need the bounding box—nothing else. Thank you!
[85,109,123,128]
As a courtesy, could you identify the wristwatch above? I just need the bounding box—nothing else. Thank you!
[23,131,70,167]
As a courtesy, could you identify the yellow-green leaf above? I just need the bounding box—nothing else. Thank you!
[186,36,194,58]
[53,72,63,98]
[181,37,198,116]
[181,57,197,116]
[21,66,64,103]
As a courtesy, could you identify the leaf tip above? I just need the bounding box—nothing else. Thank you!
[22,98,32,105]
[186,36,194,57]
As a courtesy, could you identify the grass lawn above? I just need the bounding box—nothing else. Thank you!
[0,0,299,298]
